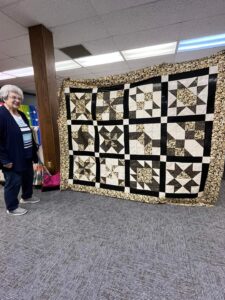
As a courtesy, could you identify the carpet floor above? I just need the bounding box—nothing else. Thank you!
[0,182,225,300]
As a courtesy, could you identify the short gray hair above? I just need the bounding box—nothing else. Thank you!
[0,85,24,101]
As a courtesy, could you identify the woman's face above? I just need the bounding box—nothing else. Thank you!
[5,92,22,110]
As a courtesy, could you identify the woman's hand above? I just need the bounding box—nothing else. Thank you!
[3,163,13,169]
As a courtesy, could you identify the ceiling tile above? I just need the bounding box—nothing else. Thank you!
[2,0,97,28]
[0,11,27,41]
[11,77,34,85]
[54,49,70,61]
[56,65,132,80]
[101,0,185,36]
[113,24,180,51]
[13,53,32,65]
[179,14,225,40]
[91,68,130,78]
[0,0,22,8]
[90,0,156,14]
[53,17,108,48]
[83,37,118,55]
[0,57,28,72]
[0,76,35,91]
[56,67,94,78]
[85,61,129,72]
[90,64,131,77]
[126,54,175,70]
[181,0,225,21]
[65,73,94,80]
[58,72,94,80]
[0,35,30,57]
[175,47,225,63]
[0,51,10,60]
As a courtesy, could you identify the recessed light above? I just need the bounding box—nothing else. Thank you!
[4,67,34,77]
[75,52,124,67]
[55,60,81,71]
[122,42,177,60]
[0,73,16,80]
[178,33,225,51]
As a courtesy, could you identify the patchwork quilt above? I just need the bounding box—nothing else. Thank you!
[59,51,225,205]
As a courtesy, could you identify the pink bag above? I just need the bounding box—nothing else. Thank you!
[42,168,60,191]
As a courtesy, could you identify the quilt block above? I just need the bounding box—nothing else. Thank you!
[59,51,225,205]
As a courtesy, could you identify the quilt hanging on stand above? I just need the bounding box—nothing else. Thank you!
[58,51,225,206]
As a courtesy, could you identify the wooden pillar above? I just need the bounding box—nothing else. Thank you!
[29,24,60,172]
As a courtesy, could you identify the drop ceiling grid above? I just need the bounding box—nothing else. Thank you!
[0,0,225,92]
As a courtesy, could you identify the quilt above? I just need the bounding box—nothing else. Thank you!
[58,51,225,205]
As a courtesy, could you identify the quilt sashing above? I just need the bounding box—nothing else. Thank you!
[59,52,225,205]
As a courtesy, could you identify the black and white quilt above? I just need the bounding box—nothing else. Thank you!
[59,52,225,205]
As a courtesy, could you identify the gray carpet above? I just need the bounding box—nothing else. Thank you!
[0,183,225,300]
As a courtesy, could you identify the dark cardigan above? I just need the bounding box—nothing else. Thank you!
[0,105,38,172]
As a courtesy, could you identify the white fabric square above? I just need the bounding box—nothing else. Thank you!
[209,66,218,74]
[161,75,168,82]
[205,114,214,121]
[125,187,130,193]
[202,156,210,164]
[160,155,166,162]
[161,117,167,123]
[159,192,165,198]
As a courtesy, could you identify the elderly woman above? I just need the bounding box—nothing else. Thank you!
[0,85,40,216]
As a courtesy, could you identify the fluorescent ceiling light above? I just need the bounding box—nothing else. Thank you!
[55,60,81,71]
[178,33,225,51]
[0,73,16,80]
[122,42,177,60]
[4,67,34,77]
[75,52,124,67]
[0,60,81,80]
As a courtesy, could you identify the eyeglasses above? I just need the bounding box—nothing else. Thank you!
[8,95,22,101]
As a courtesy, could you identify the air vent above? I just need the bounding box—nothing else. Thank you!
[59,44,91,59]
